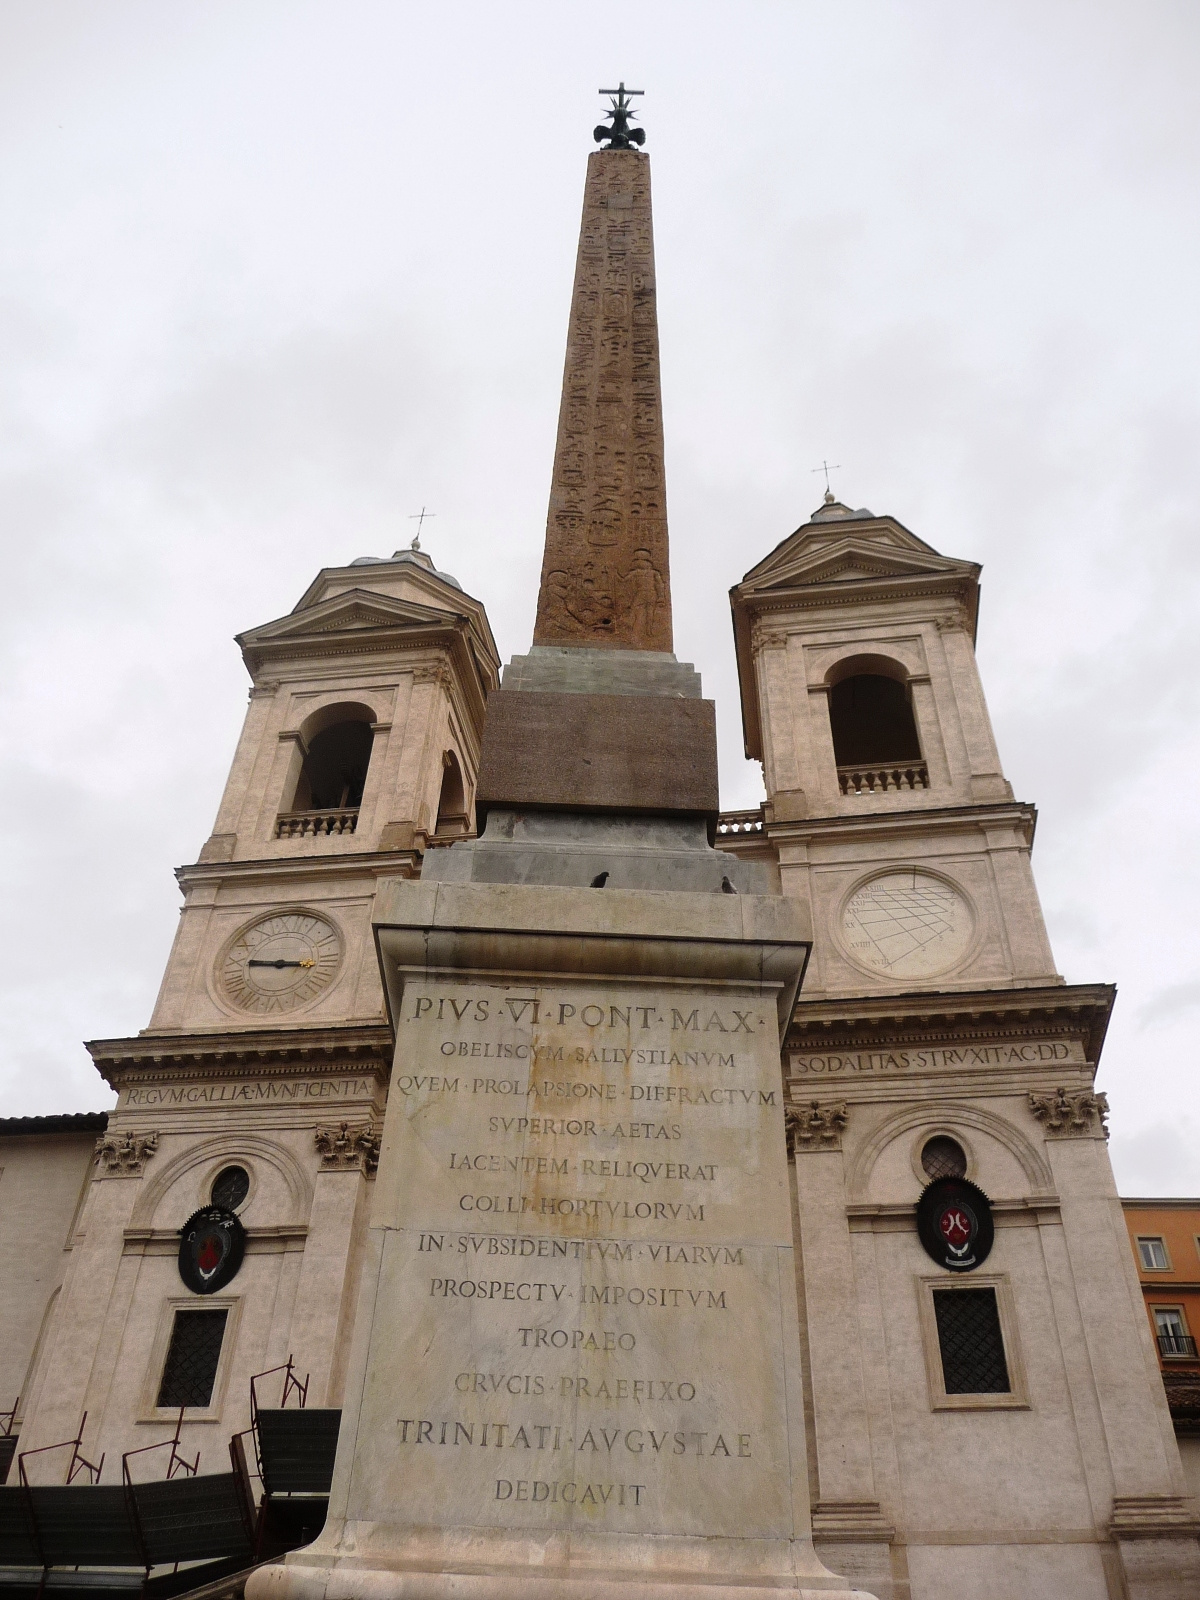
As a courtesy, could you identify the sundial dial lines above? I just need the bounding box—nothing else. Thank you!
[219,910,343,1014]
[839,869,974,980]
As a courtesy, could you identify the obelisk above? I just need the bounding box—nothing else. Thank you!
[533,133,671,652]
[248,89,873,1600]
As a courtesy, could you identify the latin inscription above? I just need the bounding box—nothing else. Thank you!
[357,978,795,1537]
[790,1040,1079,1076]
[123,1076,378,1107]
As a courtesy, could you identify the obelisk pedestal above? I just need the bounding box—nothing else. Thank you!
[248,880,873,1600]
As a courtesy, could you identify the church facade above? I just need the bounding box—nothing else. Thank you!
[2,105,1197,1600]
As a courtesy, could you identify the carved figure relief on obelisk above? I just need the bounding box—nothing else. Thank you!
[533,145,673,652]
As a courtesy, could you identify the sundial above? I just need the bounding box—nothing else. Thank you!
[840,869,973,979]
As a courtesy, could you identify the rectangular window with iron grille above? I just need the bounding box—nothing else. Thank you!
[157,1308,229,1408]
[932,1287,1010,1394]
[1153,1307,1197,1359]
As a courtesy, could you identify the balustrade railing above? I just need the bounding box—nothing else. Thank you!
[715,808,765,837]
[1158,1332,1198,1359]
[275,808,359,839]
[838,762,929,796]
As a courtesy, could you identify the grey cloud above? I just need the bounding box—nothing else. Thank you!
[1,2,1198,1188]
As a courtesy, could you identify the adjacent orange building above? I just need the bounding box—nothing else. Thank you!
[1124,1198,1200,1500]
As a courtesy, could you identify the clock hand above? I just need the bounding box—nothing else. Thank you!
[247,958,316,969]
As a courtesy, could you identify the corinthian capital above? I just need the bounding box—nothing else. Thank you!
[1029,1087,1109,1138]
[786,1100,848,1154]
[94,1130,159,1176]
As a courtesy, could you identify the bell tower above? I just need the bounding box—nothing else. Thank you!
[726,494,1200,1597]
[16,541,500,1471]
[729,492,1058,998]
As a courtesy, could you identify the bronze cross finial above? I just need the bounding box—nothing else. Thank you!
[810,460,842,496]
[407,506,436,550]
[595,82,646,149]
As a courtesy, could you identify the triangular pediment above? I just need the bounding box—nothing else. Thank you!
[238,588,464,651]
[738,514,976,597]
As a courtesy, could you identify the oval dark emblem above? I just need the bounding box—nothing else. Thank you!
[917,1176,994,1272]
[178,1206,246,1294]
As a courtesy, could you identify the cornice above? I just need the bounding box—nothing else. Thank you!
[87,1022,394,1090]
[767,799,1039,849]
[847,1196,1062,1229]
[242,625,497,737]
[742,571,979,620]
[124,1223,309,1256]
[175,847,422,888]
[787,981,1116,1065]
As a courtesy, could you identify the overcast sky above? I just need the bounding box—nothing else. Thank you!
[1,2,1198,1193]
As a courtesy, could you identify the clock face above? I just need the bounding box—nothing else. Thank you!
[220,911,342,1014]
[840,870,973,980]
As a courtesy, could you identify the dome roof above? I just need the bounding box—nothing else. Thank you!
[348,546,462,590]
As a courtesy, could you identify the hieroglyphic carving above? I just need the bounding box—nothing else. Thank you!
[533,151,673,651]
[315,1120,381,1173]
[95,1130,159,1175]
[1028,1087,1109,1137]
[785,1100,849,1154]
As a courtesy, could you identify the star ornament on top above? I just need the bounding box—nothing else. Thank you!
[594,83,646,149]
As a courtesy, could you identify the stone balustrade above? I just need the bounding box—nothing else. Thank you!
[275,808,359,839]
[838,762,929,795]
[715,807,765,836]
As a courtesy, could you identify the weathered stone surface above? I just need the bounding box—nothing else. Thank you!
[246,881,874,1600]
[533,151,672,653]
[476,691,718,822]
[503,647,701,699]
[423,812,770,895]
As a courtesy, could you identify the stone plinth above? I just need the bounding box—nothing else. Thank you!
[247,880,874,1600]
[476,691,717,824]
[503,647,702,699]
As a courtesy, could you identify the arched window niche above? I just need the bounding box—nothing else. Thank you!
[434,750,471,838]
[278,703,376,839]
[825,655,929,796]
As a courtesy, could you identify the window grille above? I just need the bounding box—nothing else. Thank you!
[933,1287,1010,1394]
[1153,1307,1196,1357]
[921,1136,967,1181]
[211,1165,250,1211]
[157,1309,229,1408]
[1138,1236,1170,1270]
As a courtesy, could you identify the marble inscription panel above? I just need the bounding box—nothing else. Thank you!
[121,1075,380,1108]
[352,978,797,1540]
[788,1039,1085,1078]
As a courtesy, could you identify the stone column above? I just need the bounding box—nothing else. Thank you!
[17,1134,157,1473]
[1044,1132,1200,1595]
[288,1124,380,1406]
[787,1108,889,1531]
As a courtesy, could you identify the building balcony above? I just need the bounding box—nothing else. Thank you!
[838,762,930,796]
[715,808,766,838]
[1159,1332,1199,1359]
[275,808,359,839]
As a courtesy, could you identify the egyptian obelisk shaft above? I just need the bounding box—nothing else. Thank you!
[534,150,672,653]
